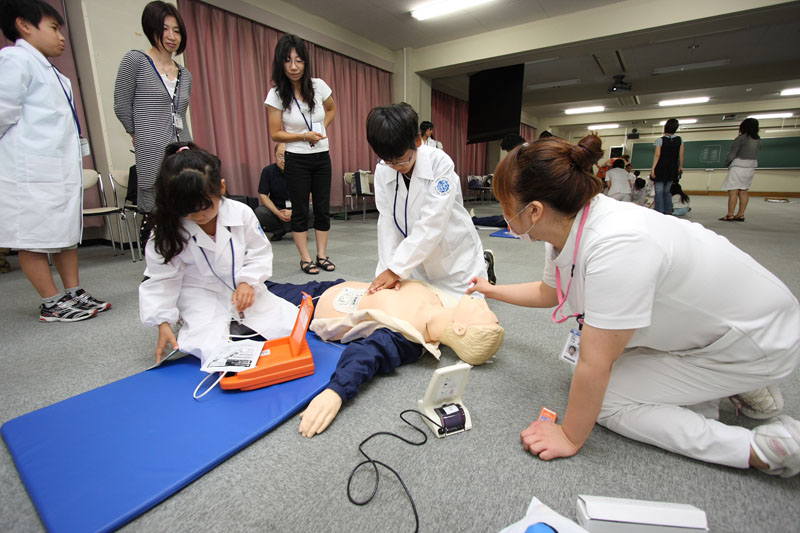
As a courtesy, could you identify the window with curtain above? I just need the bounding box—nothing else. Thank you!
[520,123,537,142]
[176,0,393,207]
[431,89,488,187]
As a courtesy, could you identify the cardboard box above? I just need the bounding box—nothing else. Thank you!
[576,495,708,532]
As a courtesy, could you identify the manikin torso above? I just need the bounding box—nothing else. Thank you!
[315,281,443,343]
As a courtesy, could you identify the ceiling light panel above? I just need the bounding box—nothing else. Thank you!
[587,124,619,130]
[410,0,495,21]
[565,106,605,115]
[748,112,794,119]
[659,119,698,125]
[658,97,710,107]
[780,88,800,96]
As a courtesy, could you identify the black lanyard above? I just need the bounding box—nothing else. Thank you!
[192,232,236,292]
[142,52,181,113]
[50,64,80,135]
[293,95,313,131]
[393,173,409,238]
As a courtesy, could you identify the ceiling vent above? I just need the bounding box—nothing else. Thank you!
[722,114,738,121]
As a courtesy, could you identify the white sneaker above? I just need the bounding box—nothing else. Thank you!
[751,415,800,478]
[469,208,476,217]
[729,385,784,419]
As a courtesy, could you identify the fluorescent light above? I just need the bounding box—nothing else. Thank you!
[780,88,800,96]
[527,79,580,91]
[565,106,604,115]
[659,118,698,125]
[652,59,730,75]
[411,0,494,20]
[765,128,800,133]
[658,97,710,107]
[748,112,794,119]
[587,124,619,130]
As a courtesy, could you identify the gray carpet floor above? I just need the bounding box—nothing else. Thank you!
[1,195,799,532]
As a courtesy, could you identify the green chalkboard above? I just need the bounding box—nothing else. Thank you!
[630,137,800,169]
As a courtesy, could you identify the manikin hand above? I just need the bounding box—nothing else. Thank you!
[369,269,401,293]
[232,283,255,312]
[299,388,343,438]
[520,420,581,461]
[465,276,492,296]
[156,322,178,363]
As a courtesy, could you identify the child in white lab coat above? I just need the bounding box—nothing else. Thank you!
[139,142,297,364]
[0,0,109,322]
[365,103,490,299]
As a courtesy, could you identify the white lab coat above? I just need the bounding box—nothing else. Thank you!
[0,40,82,248]
[374,145,486,299]
[140,198,297,364]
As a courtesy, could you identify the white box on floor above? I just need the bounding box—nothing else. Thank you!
[576,495,708,532]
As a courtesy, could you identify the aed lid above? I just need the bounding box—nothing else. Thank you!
[421,361,472,406]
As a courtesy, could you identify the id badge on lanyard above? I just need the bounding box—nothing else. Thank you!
[552,203,591,364]
[143,53,183,131]
[51,64,90,156]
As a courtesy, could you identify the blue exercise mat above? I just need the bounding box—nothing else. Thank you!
[490,229,520,239]
[1,332,344,533]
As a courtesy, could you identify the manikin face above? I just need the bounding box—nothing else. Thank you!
[19,15,65,58]
[159,15,182,55]
[275,143,286,172]
[453,296,499,329]
[283,48,305,83]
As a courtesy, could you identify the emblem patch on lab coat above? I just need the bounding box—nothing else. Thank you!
[433,177,451,196]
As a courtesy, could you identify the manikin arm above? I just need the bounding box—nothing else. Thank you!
[299,328,423,437]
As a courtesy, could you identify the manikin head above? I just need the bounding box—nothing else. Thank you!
[439,296,504,365]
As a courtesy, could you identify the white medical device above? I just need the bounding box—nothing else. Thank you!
[417,362,472,438]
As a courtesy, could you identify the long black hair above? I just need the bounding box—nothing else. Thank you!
[271,34,315,114]
[670,181,690,203]
[739,118,760,140]
[151,142,223,263]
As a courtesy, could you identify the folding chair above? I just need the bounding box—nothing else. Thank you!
[82,169,135,261]
[343,170,374,222]
[110,169,143,261]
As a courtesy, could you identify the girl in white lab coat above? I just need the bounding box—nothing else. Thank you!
[366,103,488,300]
[139,143,297,364]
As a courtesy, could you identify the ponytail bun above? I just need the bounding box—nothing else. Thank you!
[569,134,604,170]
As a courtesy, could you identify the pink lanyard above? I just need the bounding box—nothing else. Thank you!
[552,203,591,325]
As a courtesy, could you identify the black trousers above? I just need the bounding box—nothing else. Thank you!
[284,151,332,233]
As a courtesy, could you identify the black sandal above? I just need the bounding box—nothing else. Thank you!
[315,256,336,272]
[300,260,320,275]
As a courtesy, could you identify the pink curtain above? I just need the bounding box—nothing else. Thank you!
[431,89,487,186]
[177,0,392,207]
[1,1,101,224]
[520,123,537,142]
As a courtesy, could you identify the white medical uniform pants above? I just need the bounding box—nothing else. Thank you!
[597,343,800,469]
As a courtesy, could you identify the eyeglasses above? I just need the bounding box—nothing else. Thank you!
[378,150,415,168]
[276,154,285,161]
[503,202,532,228]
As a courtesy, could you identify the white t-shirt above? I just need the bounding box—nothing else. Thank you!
[265,78,332,154]
[542,194,799,356]
[605,167,631,197]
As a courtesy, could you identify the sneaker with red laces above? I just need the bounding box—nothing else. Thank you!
[39,295,97,322]
[729,386,784,419]
[751,415,800,478]
[71,289,111,312]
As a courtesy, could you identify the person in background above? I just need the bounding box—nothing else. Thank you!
[605,159,632,201]
[719,118,762,222]
[469,133,528,228]
[469,133,800,478]
[114,1,193,243]
[0,0,110,322]
[671,182,691,216]
[631,177,648,206]
[254,143,292,242]
[266,34,336,275]
[650,118,684,214]
[420,120,443,150]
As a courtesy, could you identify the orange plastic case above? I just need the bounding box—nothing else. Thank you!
[538,406,557,423]
[221,293,315,391]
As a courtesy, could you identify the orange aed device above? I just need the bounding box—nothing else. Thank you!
[538,406,557,423]
[220,293,315,391]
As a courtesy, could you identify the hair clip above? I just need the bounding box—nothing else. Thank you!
[177,146,190,153]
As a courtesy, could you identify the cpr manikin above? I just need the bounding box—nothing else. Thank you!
[298,280,504,438]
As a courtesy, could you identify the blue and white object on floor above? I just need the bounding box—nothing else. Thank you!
[1,332,344,533]
[500,496,589,533]
[490,229,520,239]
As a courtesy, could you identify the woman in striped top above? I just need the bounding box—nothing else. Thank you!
[114,1,192,218]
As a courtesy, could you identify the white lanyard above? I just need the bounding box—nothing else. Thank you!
[552,203,591,325]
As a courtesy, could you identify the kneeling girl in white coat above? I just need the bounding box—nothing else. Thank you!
[365,103,488,300]
[140,142,297,364]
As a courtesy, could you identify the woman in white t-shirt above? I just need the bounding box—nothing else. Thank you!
[467,135,800,478]
[266,34,336,275]
[604,158,631,201]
